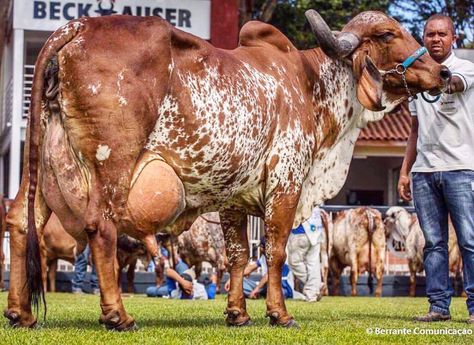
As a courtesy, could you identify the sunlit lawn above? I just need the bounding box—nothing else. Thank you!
[1,292,473,344]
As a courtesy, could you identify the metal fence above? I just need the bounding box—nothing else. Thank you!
[23,65,34,119]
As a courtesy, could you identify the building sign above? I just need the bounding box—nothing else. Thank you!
[13,0,211,39]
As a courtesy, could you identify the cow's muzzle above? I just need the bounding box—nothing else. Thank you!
[440,66,452,81]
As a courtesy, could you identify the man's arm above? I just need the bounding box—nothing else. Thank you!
[398,116,419,201]
[249,273,268,299]
[243,261,258,277]
[165,268,193,294]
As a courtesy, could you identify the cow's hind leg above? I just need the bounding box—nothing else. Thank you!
[4,192,50,328]
[126,259,137,293]
[374,250,384,297]
[409,270,417,297]
[220,209,251,326]
[86,216,136,331]
[350,267,358,296]
[48,259,58,293]
[329,257,343,296]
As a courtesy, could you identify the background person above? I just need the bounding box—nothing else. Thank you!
[71,244,99,294]
[287,206,324,302]
[146,251,217,300]
[398,14,474,323]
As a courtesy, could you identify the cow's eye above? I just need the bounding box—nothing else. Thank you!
[375,32,395,42]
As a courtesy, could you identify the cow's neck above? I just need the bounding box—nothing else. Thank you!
[293,49,387,227]
[302,48,369,154]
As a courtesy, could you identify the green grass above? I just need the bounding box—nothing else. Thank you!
[1,292,473,344]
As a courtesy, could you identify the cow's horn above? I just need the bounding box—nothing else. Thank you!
[305,9,360,58]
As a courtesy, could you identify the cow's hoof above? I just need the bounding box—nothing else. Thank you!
[3,309,37,328]
[267,311,299,329]
[224,309,252,327]
[226,318,253,327]
[99,310,137,332]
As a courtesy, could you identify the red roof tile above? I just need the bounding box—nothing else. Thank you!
[359,104,411,141]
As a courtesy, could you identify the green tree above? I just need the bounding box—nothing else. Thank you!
[389,0,474,47]
[240,0,390,49]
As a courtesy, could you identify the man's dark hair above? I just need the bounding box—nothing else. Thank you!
[423,14,456,36]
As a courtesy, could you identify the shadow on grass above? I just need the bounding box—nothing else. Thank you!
[294,312,414,323]
[42,316,226,330]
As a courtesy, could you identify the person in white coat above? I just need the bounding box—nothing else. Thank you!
[287,206,324,302]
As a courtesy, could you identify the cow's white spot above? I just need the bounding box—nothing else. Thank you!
[96,145,111,161]
[119,96,128,106]
[116,70,127,107]
[168,59,175,74]
[88,82,101,95]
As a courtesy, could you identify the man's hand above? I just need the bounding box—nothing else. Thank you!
[224,279,230,292]
[398,175,412,201]
[181,280,193,295]
[249,288,259,299]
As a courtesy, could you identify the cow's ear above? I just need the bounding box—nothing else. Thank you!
[353,52,385,111]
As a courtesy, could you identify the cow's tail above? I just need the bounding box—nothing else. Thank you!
[365,209,375,295]
[26,20,83,319]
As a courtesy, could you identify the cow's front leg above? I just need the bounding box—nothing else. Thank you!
[265,193,299,328]
[4,193,50,328]
[87,218,136,331]
[220,209,251,326]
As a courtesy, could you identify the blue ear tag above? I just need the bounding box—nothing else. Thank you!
[310,224,316,232]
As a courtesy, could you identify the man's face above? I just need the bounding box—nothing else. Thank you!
[423,19,456,63]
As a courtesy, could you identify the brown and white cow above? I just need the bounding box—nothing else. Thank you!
[176,212,227,292]
[330,208,386,297]
[0,196,6,291]
[384,207,463,297]
[5,10,449,329]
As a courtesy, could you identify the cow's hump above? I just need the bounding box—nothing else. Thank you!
[239,21,297,53]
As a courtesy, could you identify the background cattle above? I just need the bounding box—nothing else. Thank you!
[330,207,386,297]
[319,209,332,296]
[176,212,227,292]
[385,207,463,297]
[5,9,449,329]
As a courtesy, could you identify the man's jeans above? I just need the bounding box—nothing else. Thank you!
[412,171,474,315]
[72,245,99,291]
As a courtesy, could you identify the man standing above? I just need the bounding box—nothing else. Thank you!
[399,14,474,323]
[287,206,324,302]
